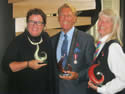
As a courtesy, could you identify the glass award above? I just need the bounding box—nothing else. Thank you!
[57,57,72,76]
[35,51,48,64]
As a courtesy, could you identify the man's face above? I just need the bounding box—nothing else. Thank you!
[27,14,44,37]
[58,8,76,33]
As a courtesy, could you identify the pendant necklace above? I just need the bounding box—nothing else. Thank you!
[28,36,47,62]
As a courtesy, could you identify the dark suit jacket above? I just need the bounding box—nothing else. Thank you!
[51,28,95,94]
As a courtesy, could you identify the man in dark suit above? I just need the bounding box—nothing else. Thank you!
[51,3,95,94]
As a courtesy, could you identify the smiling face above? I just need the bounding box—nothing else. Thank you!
[58,8,76,33]
[27,14,44,37]
[97,15,113,37]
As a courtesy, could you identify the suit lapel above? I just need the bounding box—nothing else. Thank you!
[65,28,78,69]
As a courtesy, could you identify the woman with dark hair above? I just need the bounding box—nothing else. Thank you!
[2,8,56,94]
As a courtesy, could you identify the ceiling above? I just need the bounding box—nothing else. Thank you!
[9,0,96,31]
[8,0,96,18]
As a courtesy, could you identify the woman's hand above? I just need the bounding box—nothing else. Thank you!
[88,80,98,91]
[28,60,47,70]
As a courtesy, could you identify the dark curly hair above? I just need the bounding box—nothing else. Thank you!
[26,8,46,25]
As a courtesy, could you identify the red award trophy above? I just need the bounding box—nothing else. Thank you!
[88,64,104,86]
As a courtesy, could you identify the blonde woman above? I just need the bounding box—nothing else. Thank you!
[88,9,125,94]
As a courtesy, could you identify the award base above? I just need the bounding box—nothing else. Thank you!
[59,72,72,76]
[38,61,47,64]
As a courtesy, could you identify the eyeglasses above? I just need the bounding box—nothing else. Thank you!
[28,20,44,26]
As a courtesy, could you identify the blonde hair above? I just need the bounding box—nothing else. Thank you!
[98,9,123,46]
[58,3,77,16]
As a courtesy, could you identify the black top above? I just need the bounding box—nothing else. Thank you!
[94,40,117,85]
[93,40,125,94]
[2,31,56,94]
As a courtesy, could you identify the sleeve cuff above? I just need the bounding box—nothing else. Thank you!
[97,86,106,94]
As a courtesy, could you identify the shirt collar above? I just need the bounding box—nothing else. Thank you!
[99,34,111,43]
[60,27,75,39]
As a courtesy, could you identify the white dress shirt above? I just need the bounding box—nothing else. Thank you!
[96,34,125,94]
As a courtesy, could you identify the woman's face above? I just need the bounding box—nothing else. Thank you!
[98,15,113,37]
[27,14,44,37]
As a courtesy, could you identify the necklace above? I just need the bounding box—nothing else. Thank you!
[28,37,43,45]
[28,36,47,62]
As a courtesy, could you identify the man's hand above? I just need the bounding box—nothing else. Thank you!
[59,70,78,80]
[28,60,47,70]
